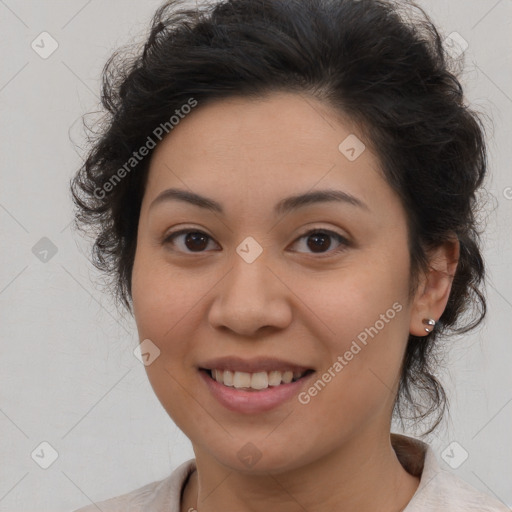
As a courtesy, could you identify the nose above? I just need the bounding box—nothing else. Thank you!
[207,252,293,337]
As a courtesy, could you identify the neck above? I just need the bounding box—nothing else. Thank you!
[182,432,420,512]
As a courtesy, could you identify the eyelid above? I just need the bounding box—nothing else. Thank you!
[162,225,215,241]
[294,225,349,242]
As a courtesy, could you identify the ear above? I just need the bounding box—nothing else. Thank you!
[409,236,460,337]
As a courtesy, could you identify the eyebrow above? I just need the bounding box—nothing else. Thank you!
[149,187,370,215]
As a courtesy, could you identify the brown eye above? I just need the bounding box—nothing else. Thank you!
[306,232,332,252]
[163,230,217,252]
[162,227,349,256]
[291,229,349,256]
[184,232,209,251]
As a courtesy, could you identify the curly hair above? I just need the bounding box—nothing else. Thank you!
[70,0,489,435]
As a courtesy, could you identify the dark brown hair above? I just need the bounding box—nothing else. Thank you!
[70,0,489,434]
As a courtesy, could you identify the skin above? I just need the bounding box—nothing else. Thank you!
[131,91,459,512]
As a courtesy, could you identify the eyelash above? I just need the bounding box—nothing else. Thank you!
[162,227,351,257]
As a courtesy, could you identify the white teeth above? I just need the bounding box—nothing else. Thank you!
[251,372,269,390]
[209,369,308,389]
[233,371,251,389]
[223,370,234,387]
[268,370,282,386]
[282,370,293,384]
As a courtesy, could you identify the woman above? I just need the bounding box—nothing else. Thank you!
[70,0,507,510]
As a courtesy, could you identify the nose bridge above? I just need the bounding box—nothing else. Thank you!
[228,249,271,306]
[208,245,292,335]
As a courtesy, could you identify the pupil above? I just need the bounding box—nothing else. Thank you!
[186,232,208,251]
[307,233,331,252]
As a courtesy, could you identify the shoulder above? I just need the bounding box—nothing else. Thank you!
[71,478,171,512]
[71,459,196,512]
[406,441,509,512]
[413,468,510,511]
[447,471,510,511]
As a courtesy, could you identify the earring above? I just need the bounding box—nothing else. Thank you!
[422,318,436,333]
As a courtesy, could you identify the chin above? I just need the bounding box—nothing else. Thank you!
[202,437,318,476]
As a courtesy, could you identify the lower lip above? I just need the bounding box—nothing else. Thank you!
[199,369,315,414]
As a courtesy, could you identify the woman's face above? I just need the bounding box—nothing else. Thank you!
[131,92,421,473]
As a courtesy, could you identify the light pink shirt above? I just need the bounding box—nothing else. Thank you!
[72,434,510,511]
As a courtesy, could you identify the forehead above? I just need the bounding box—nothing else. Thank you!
[141,92,397,221]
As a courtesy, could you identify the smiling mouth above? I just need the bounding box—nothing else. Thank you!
[201,368,315,391]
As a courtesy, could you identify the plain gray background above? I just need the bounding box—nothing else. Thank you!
[0,1,511,510]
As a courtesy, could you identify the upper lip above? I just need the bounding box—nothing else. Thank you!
[199,356,314,374]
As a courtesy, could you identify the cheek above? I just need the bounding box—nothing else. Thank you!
[294,245,411,402]
[296,243,411,339]
[131,251,204,423]
[132,248,197,341]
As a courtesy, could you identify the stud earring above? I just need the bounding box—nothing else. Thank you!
[422,318,436,333]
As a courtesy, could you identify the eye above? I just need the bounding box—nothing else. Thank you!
[162,229,219,253]
[290,228,350,256]
[162,227,350,256]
